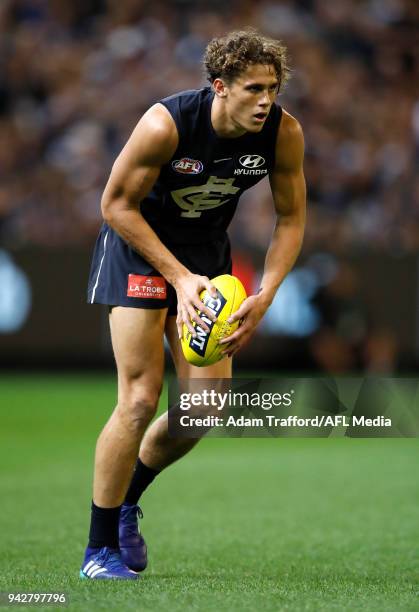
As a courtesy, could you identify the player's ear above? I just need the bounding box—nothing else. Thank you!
[213,78,228,98]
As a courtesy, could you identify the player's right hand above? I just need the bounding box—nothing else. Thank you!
[173,273,218,339]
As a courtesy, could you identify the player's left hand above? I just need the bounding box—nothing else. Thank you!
[219,294,268,358]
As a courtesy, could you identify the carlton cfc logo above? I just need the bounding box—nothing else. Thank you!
[172,158,203,174]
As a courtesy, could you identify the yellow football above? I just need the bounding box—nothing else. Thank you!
[181,274,247,367]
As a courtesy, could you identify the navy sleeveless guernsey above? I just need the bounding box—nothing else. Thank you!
[87,87,282,310]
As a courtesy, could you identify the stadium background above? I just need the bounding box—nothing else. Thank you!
[1,0,418,371]
[0,1,418,610]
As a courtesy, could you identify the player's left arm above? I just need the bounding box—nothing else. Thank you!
[220,110,306,357]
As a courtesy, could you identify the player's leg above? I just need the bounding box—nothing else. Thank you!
[119,236,233,571]
[122,314,231,507]
[118,316,232,573]
[81,306,166,580]
[93,306,166,506]
[139,314,232,469]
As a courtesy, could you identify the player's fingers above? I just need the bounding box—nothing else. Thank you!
[192,297,217,323]
[187,303,211,333]
[177,323,183,340]
[221,342,238,357]
[221,328,251,355]
[219,328,242,345]
[227,299,251,324]
[176,315,183,340]
[181,304,196,337]
[202,276,217,298]
[221,337,244,356]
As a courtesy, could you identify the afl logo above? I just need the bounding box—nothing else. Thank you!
[172,158,203,174]
[239,155,265,169]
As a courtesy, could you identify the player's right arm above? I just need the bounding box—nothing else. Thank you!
[100,104,216,336]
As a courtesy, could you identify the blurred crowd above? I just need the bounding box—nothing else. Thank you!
[0,0,418,253]
[1,0,418,372]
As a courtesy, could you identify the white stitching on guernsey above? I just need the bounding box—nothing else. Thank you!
[90,231,109,303]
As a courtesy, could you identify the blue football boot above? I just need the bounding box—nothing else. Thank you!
[119,504,148,572]
[80,546,139,580]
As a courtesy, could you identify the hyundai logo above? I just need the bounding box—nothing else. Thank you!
[239,155,265,168]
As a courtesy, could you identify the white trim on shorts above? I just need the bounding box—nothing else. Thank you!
[90,231,108,304]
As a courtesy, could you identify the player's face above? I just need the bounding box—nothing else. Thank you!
[225,64,279,133]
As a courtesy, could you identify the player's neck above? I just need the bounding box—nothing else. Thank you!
[211,96,247,138]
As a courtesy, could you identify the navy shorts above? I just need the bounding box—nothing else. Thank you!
[87,224,232,315]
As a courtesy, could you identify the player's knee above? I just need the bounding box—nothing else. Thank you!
[117,385,160,431]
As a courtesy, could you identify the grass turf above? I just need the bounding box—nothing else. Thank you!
[0,373,418,611]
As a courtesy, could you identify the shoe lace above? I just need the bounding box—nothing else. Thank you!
[123,505,143,537]
[96,547,124,571]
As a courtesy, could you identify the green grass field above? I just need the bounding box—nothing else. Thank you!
[0,373,418,611]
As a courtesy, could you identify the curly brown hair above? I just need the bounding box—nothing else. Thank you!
[204,28,290,90]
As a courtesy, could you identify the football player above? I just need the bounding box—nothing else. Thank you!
[81,28,306,580]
